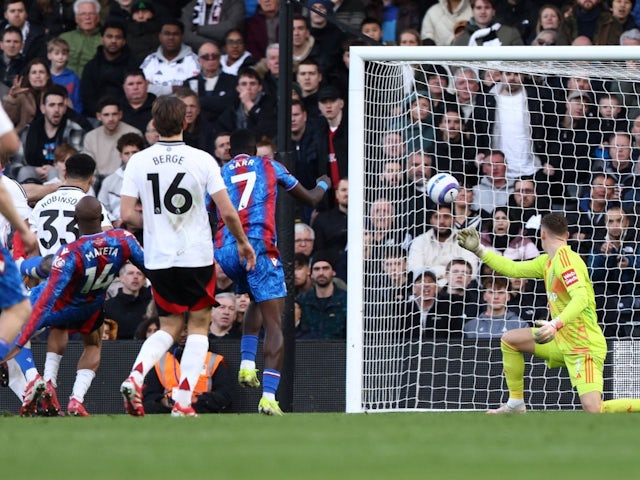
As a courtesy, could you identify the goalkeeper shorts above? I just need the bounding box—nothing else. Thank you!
[534,340,604,396]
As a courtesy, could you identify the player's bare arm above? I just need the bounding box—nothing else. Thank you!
[21,182,59,206]
[212,189,256,271]
[0,180,37,254]
[0,127,20,155]
[120,195,143,229]
[289,174,332,207]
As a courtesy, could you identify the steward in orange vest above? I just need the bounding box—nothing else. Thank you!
[142,343,234,414]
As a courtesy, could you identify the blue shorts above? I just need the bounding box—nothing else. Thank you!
[214,239,286,303]
[28,283,104,334]
[0,246,28,309]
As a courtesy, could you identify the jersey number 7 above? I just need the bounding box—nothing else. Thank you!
[231,171,256,211]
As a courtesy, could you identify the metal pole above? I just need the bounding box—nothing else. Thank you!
[276,0,295,412]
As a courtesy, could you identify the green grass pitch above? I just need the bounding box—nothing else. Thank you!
[1,412,638,479]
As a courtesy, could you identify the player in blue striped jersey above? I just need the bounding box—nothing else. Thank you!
[9,196,145,416]
[214,129,331,415]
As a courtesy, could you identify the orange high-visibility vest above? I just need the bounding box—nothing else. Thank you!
[155,351,223,400]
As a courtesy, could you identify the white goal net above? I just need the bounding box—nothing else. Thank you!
[346,46,640,412]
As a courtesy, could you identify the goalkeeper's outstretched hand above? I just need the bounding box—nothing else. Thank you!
[533,319,563,344]
[457,228,484,257]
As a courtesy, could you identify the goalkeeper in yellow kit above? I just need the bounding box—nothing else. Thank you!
[458,212,640,414]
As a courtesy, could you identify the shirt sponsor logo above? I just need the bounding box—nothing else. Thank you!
[562,269,578,286]
[53,256,65,270]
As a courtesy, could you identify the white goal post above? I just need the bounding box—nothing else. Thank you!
[347,46,640,413]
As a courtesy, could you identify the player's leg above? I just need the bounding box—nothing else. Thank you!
[67,329,102,416]
[0,298,31,358]
[129,313,183,384]
[121,312,182,416]
[256,297,285,416]
[214,246,264,387]
[488,327,537,414]
[6,358,27,400]
[13,340,39,384]
[39,328,68,416]
[121,267,195,416]
[0,250,32,359]
[572,353,640,413]
[601,397,640,413]
[238,301,262,387]
[20,330,68,417]
[243,246,286,415]
[171,307,211,416]
[44,328,67,387]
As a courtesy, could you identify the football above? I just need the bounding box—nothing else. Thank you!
[426,173,460,204]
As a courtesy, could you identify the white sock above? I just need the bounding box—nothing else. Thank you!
[7,359,26,399]
[24,367,39,383]
[44,352,63,387]
[506,398,525,409]
[70,369,96,403]
[172,334,208,407]
[240,360,256,370]
[263,393,275,401]
[130,330,174,384]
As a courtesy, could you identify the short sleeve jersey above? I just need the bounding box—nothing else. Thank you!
[17,229,146,346]
[0,104,14,136]
[0,176,30,247]
[482,246,607,357]
[215,154,298,248]
[121,140,226,269]
[29,186,113,256]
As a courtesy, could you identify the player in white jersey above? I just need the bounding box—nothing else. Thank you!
[0,103,38,387]
[0,162,32,401]
[119,95,255,417]
[29,154,112,257]
[25,153,111,412]
[0,176,30,247]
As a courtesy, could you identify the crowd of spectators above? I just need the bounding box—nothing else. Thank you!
[4,0,640,378]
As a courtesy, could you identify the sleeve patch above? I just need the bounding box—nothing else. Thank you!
[562,269,579,286]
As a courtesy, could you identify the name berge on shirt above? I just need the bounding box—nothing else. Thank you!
[84,247,119,261]
[152,155,184,165]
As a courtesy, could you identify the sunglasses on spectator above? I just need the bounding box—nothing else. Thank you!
[226,39,244,45]
[199,54,220,60]
[535,39,555,46]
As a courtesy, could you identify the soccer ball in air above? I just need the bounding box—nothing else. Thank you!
[426,173,460,204]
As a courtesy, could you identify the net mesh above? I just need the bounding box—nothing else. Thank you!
[358,57,640,411]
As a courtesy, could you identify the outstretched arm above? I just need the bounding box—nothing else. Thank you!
[458,227,544,279]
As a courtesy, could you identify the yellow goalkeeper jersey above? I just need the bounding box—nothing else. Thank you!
[481,246,607,356]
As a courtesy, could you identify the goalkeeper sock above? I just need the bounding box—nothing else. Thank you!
[601,398,640,413]
[501,339,525,401]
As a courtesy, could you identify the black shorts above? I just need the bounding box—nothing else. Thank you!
[146,265,216,316]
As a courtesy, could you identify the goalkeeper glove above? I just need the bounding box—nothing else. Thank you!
[457,228,485,257]
[533,318,564,344]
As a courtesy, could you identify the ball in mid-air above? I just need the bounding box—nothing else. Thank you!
[426,173,460,204]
